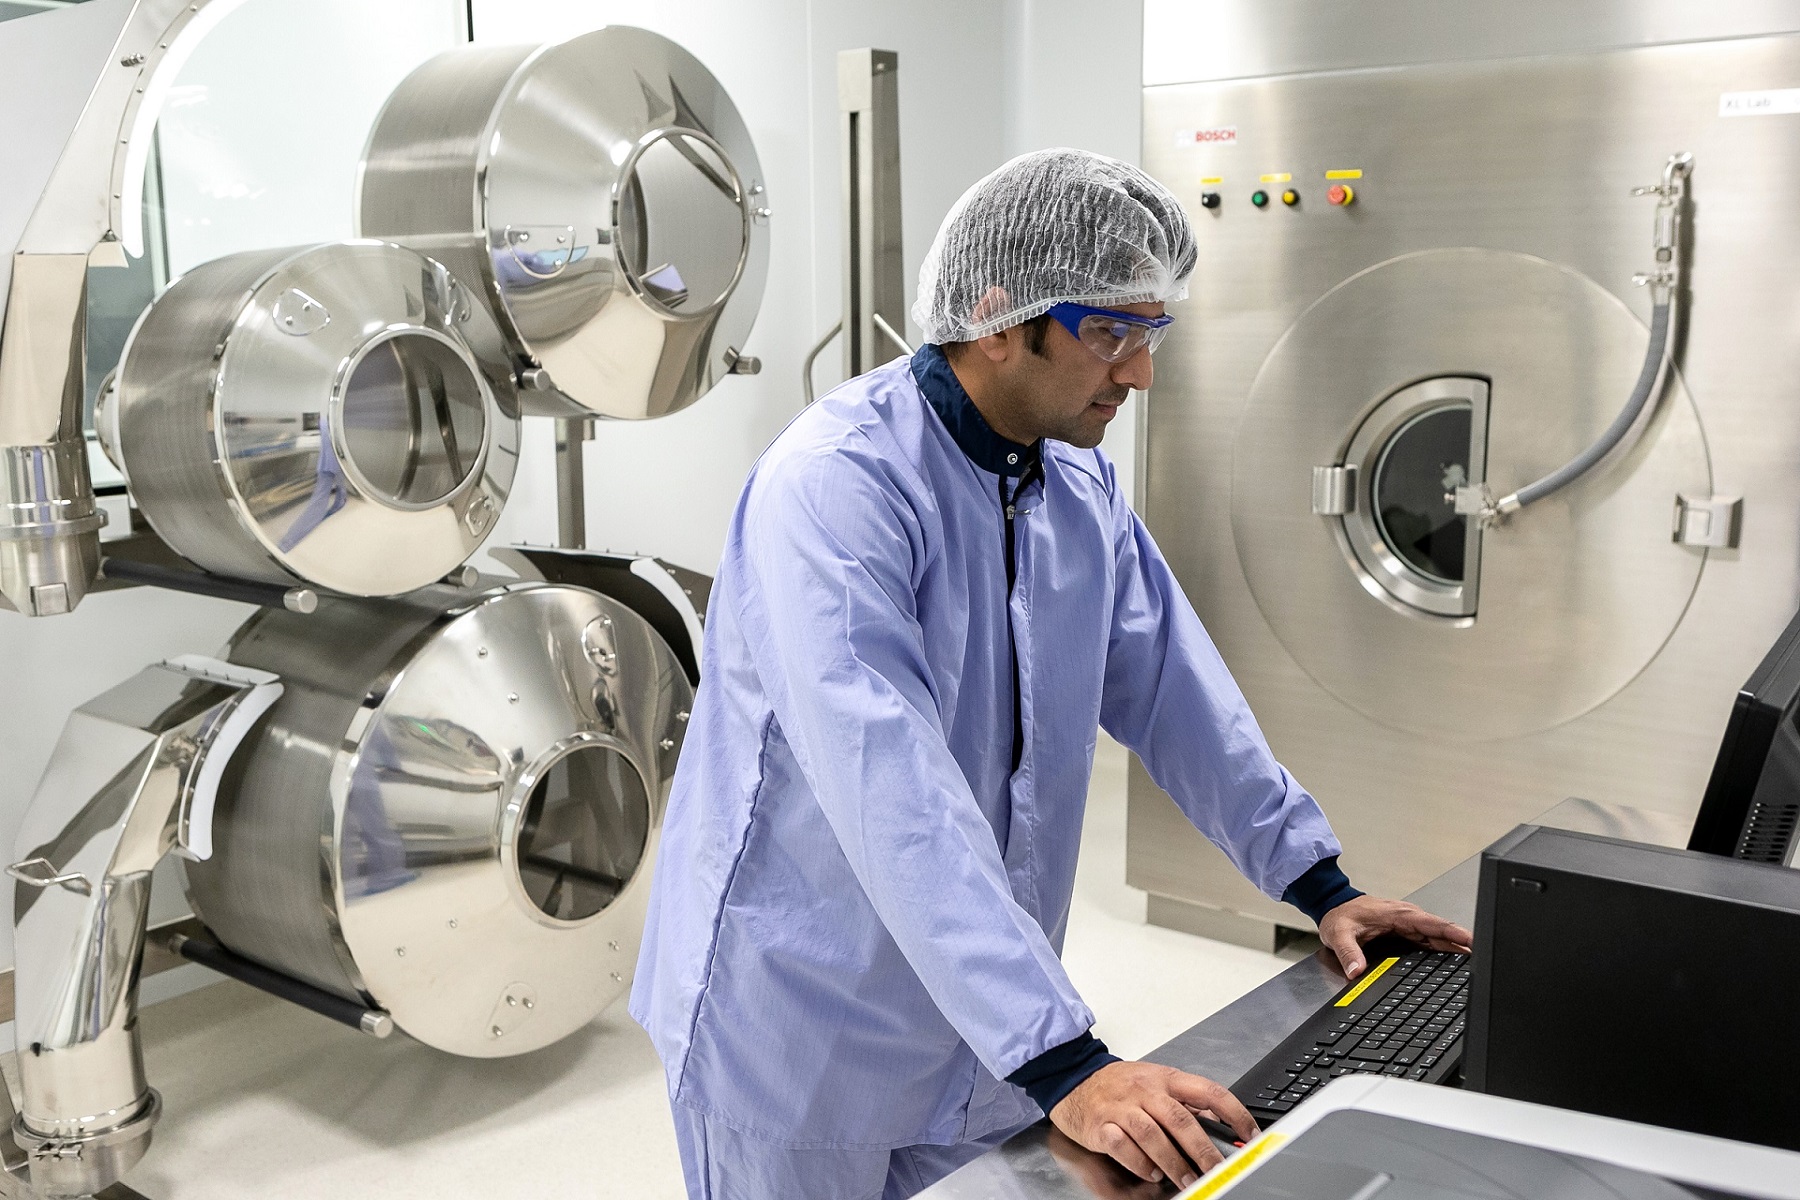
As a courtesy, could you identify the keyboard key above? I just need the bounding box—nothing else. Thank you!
[1264,1101,1294,1113]
[1383,1064,1408,1076]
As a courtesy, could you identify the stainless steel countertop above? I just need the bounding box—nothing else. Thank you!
[919,799,1693,1199]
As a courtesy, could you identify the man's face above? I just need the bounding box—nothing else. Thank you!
[1000,302,1163,450]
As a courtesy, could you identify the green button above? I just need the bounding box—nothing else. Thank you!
[1251,190,1269,208]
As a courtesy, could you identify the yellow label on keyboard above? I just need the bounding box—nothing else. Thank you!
[1181,1132,1289,1198]
[1334,956,1400,1007]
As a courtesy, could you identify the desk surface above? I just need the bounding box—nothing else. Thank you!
[919,799,1693,1200]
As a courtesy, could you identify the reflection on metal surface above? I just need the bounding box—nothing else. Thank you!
[183,580,691,1057]
[0,0,248,617]
[1329,376,1490,621]
[358,27,769,421]
[112,241,520,596]
[1133,33,1800,944]
[8,656,278,1198]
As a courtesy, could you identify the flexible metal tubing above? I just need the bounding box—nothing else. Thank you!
[1502,299,1671,511]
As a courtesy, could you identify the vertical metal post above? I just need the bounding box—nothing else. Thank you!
[838,48,906,379]
[554,417,591,550]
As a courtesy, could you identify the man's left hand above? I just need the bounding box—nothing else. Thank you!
[1317,896,1472,981]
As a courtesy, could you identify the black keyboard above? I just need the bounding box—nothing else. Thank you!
[1231,942,1470,1124]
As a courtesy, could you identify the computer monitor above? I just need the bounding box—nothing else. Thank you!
[1686,605,1800,866]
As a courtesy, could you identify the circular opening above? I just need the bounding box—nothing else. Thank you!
[515,744,650,923]
[1372,404,1472,584]
[617,130,747,314]
[338,332,487,508]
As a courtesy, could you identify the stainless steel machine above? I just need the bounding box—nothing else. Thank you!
[1129,4,1800,948]
[0,7,761,1197]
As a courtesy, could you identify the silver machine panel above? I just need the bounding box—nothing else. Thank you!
[357,27,771,421]
[1131,16,1800,945]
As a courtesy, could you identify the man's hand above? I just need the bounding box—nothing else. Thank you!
[1049,1061,1258,1190]
[1318,895,1472,981]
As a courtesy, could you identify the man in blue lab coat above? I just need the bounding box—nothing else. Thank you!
[632,149,1470,1200]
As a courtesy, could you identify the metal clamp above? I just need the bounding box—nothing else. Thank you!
[5,857,91,897]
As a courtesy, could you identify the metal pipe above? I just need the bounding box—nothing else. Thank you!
[554,417,592,549]
[801,320,842,406]
[168,934,393,1038]
[9,657,280,1198]
[99,556,317,612]
[1485,151,1693,519]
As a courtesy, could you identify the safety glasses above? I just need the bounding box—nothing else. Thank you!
[1045,302,1174,363]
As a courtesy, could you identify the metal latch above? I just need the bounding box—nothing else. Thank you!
[6,858,91,897]
[1311,465,1356,516]
[1673,494,1742,548]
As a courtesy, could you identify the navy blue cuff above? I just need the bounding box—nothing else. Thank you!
[1281,854,1363,925]
[1006,1032,1122,1116]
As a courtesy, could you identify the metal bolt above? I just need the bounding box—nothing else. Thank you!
[491,1025,503,1037]
[508,692,519,704]
[610,971,623,982]
[478,646,489,658]
[660,738,675,751]
[447,918,458,929]
[522,998,534,1010]
[609,940,621,952]
[396,947,406,957]
[676,711,690,723]
[120,53,146,66]
[507,995,518,1006]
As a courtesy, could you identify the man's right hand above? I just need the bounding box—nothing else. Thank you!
[1049,1061,1259,1190]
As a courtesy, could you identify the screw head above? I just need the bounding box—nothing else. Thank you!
[477,646,489,658]
[508,692,519,704]
[396,947,406,957]
[609,940,621,952]
[447,918,458,929]
[522,998,534,1010]
[491,1025,503,1037]
[610,971,623,982]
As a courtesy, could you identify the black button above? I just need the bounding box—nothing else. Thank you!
[1200,191,1222,209]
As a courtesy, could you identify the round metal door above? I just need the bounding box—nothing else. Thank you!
[1232,248,1712,742]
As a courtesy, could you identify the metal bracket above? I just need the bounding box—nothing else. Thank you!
[1311,465,1356,516]
[1672,493,1742,548]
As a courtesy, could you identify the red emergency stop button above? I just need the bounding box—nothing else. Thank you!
[1328,184,1355,206]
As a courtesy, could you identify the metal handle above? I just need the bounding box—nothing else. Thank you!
[872,312,915,357]
[802,320,843,406]
[6,857,90,896]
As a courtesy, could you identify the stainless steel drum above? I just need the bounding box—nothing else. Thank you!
[357,26,769,420]
[184,581,690,1056]
[114,241,520,596]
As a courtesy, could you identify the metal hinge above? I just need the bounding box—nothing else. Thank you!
[1673,494,1742,548]
[1311,465,1356,516]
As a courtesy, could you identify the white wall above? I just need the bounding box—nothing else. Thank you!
[474,0,1146,573]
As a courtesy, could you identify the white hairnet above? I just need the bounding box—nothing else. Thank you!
[912,148,1197,346]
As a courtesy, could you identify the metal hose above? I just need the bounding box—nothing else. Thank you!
[1495,299,1672,514]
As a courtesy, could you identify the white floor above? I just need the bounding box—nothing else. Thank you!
[19,738,1287,1199]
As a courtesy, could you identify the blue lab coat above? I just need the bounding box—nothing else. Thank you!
[631,347,1342,1151]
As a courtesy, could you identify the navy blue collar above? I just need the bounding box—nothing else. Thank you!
[911,343,1041,478]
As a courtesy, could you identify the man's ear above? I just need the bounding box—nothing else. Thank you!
[969,285,1011,326]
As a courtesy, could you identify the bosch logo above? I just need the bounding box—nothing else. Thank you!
[1182,126,1238,145]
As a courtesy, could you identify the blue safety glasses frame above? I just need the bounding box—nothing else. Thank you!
[1045,302,1175,363]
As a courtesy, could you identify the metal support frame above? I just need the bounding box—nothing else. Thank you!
[554,417,592,550]
[803,48,908,405]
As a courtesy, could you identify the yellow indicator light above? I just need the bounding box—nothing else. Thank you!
[1280,188,1300,206]
[1201,176,1224,185]
[1183,1133,1291,1199]
[1335,956,1400,1007]
[1325,169,1364,180]
[1259,172,1292,183]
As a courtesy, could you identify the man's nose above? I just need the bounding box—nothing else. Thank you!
[1113,347,1154,391]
